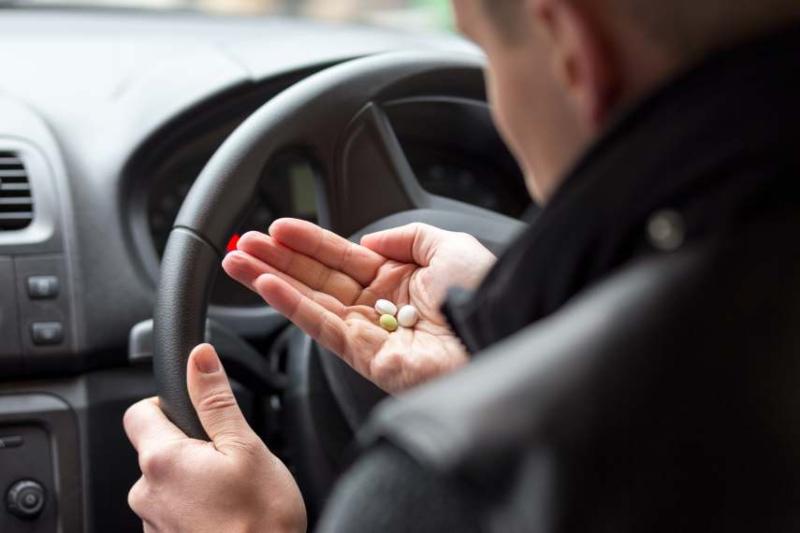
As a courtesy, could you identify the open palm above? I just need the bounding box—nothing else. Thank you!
[222,219,496,393]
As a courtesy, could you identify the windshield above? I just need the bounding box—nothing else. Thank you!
[5,0,456,31]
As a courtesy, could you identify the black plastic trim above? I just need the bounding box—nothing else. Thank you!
[0,393,83,533]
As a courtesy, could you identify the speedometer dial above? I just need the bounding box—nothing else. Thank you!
[147,153,318,307]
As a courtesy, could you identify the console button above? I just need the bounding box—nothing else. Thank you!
[6,479,46,520]
[27,276,59,300]
[30,322,64,346]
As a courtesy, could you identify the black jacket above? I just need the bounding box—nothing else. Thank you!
[319,24,800,533]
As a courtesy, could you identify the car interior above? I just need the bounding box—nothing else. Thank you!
[0,3,535,531]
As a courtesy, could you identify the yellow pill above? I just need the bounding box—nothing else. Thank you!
[379,314,398,332]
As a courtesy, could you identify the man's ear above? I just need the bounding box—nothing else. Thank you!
[528,0,620,128]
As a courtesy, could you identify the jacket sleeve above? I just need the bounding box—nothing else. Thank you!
[315,444,483,533]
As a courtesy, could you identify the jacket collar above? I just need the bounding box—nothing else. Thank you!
[446,23,800,353]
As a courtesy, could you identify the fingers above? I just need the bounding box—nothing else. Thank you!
[222,248,303,293]
[268,218,384,285]
[222,250,346,314]
[253,273,348,358]
[360,223,443,266]
[123,397,186,453]
[186,344,256,454]
[234,232,365,305]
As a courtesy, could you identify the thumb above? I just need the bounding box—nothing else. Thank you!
[360,223,444,265]
[187,343,254,453]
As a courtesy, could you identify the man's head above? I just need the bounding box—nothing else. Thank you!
[452,0,800,202]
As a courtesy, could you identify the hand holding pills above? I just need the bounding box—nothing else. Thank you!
[223,219,496,393]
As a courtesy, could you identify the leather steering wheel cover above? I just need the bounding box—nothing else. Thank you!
[154,228,219,438]
[153,51,488,438]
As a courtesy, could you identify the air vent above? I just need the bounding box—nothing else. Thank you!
[0,150,34,230]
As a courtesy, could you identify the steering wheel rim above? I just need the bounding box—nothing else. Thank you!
[154,51,523,439]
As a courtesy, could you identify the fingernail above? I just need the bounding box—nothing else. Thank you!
[194,345,221,374]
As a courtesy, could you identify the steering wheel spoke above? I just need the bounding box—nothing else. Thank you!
[324,102,417,236]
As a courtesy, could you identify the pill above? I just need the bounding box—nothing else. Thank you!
[397,305,419,328]
[375,299,397,316]
[380,314,398,332]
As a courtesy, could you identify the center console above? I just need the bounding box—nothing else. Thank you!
[0,97,85,533]
[0,394,82,533]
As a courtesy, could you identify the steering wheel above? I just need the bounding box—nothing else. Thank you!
[153,50,524,502]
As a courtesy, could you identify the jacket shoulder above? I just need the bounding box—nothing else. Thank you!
[364,215,800,532]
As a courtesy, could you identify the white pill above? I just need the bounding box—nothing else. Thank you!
[397,305,419,328]
[374,299,397,316]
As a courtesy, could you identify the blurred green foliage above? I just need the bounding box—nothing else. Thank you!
[411,0,455,30]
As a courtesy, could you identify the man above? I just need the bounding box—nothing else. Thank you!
[123,0,800,531]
